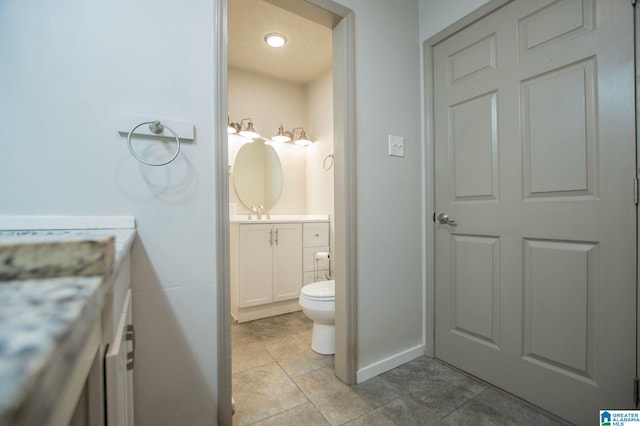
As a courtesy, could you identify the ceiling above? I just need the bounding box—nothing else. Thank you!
[228,0,333,85]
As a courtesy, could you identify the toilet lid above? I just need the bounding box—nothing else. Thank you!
[301,280,334,300]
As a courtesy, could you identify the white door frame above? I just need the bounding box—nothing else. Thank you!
[215,1,358,424]
[635,0,640,403]
[423,0,639,373]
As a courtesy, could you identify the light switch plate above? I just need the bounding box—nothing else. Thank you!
[388,135,405,157]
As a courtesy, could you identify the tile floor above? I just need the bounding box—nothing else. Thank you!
[231,311,569,426]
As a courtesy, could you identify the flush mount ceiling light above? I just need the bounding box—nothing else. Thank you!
[264,32,287,48]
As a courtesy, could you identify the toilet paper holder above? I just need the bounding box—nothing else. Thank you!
[314,252,331,282]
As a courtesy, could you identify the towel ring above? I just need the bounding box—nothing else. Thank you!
[127,120,180,166]
[323,154,334,171]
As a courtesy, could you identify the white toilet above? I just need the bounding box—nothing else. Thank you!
[299,280,335,355]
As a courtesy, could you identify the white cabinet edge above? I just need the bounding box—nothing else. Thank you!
[0,216,136,230]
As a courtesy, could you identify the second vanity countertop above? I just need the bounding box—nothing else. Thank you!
[230,214,329,224]
[0,227,136,425]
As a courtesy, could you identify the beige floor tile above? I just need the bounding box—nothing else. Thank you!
[235,311,312,347]
[231,312,562,426]
[232,363,308,425]
[266,336,334,377]
[232,341,274,374]
[252,402,331,426]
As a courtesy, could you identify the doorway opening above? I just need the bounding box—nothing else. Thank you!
[216,0,356,424]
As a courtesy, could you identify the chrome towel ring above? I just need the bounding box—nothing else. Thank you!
[127,120,180,166]
[323,154,334,171]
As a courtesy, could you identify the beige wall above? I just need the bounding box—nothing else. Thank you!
[228,67,335,228]
[306,70,335,260]
[228,68,308,215]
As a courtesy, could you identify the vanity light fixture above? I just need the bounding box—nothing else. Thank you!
[270,125,313,146]
[292,128,312,146]
[272,124,292,143]
[238,118,260,139]
[264,32,287,48]
[227,117,241,134]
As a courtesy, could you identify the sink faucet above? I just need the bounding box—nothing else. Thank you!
[248,205,266,220]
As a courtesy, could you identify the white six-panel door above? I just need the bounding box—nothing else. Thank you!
[432,1,636,424]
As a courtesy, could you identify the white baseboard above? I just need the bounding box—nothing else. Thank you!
[233,301,302,323]
[356,344,426,383]
[0,216,136,230]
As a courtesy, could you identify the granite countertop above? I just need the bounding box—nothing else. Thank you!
[0,228,136,273]
[0,228,136,425]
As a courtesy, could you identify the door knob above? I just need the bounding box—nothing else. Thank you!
[437,213,457,226]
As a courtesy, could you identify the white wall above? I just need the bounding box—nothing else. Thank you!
[0,0,479,421]
[334,0,424,378]
[228,68,308,215]
[0,0,218,424]
[419,0,491,41]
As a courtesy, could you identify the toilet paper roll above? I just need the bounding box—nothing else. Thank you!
[315,252,331,260]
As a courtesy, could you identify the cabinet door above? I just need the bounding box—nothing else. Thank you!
[273,223,302,302]
[105,290,134,426]
[239,224,274,307]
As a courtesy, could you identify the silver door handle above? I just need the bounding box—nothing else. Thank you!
[437,213,457,226]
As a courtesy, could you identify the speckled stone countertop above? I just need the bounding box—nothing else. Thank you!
[0,228,136,425]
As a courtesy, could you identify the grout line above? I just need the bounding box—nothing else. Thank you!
[289,379,333,425]
[440,387,487,421]
[231,360,277,377]
[336,395,404,426]
[434,358,570,425]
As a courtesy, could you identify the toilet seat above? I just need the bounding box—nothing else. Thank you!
[300,280,334,301]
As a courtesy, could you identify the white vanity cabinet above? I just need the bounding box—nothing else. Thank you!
[230,222,302,322]
[105,289,135,426]
[303,222,330,285]
[70,247,135,426]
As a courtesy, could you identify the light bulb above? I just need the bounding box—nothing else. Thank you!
[264,33,287,48]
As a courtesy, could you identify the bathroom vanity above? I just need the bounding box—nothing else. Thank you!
[0,218,136,425]
[230,215,329,323]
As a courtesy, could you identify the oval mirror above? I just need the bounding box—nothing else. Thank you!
[233,140,283,211]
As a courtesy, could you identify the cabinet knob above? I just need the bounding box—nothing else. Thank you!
[315,233,319,237]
